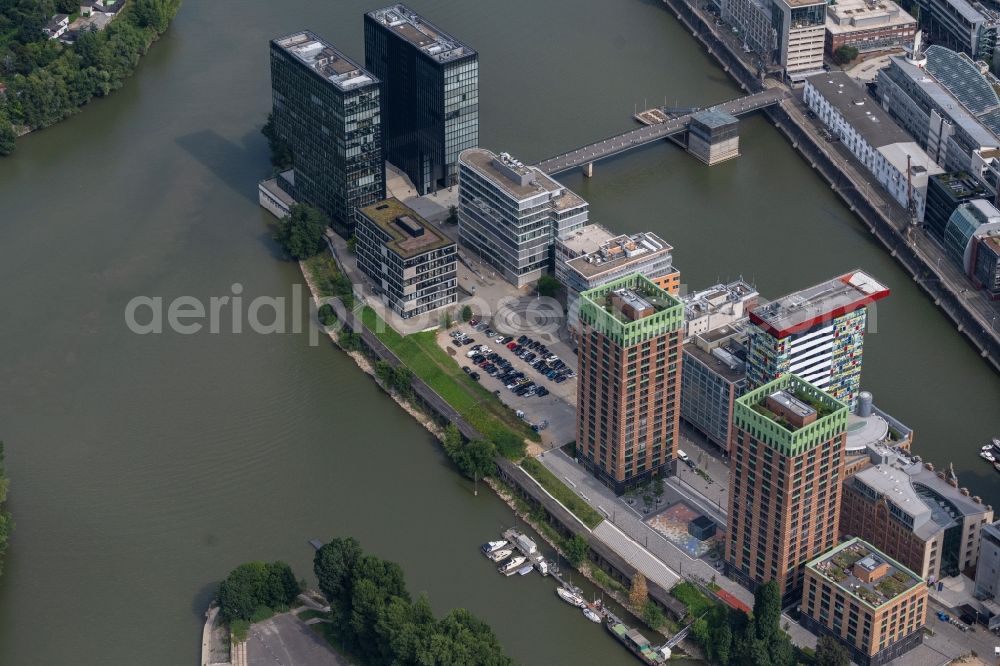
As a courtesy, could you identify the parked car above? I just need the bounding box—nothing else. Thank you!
[517,335,528,344]
[536,387,549,397]
[469,372,480,381]
[462,366,471,374]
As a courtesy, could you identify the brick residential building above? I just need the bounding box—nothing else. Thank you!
[802,538,927,666]
[724,374,849,606]
[576,274,684,495]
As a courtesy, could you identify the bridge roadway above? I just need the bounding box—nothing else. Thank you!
[535,88,788,176]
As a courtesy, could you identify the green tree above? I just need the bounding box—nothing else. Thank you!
[653,475,665,504]
[273,204,328,260]
[314,537,363,629]
[713,622,733,665]
[752,580,781,643]
[536,274,561,297]
[460,305,473,322]
[445,204,458,225]
[463,439,496,495]
[217,561,300,622]
[563,534,588,567]
[833,45,859,65]
[318,303,337,327]
[642,600,666,630]
[0,441,11,576]
[261,111,292,169]
[815,635,849,666]
[0,113,17,156]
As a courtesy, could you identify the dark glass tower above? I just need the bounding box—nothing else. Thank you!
[364,5,478,195]
[270,31,385,237]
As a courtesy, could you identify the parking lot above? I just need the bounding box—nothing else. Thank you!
[436,320,578,449]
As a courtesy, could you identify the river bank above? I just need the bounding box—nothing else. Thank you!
[295,252,701,657]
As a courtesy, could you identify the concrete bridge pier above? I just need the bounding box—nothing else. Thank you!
[582,162,593,178]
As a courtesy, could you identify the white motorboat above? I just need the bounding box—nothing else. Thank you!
[481,540,508,554]
[982,451,996,462]
[556,586,587,608]
[499,556,527,575]
[487,548,513,563]
[582,607,602,623]
[983,445,994,451]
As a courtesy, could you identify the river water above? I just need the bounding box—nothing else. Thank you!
[0,0,997,664]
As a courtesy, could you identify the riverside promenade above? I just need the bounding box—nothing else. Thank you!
[658,0,1000,373]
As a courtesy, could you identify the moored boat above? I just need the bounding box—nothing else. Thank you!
[556,586,587,608]
[605,618,669,665]
[582,607,602,623]
[487,548,513,563]
[499,556,527,575]
[481,540,508,554]
[994,462,1000,473]
[981,451,996,462]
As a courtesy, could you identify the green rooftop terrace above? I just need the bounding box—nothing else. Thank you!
[578,273,683,347]
[358,198,454,259]
[807,538,923,609]
[735,375,847,457]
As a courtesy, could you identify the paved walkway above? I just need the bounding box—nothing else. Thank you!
[539,450,750,605]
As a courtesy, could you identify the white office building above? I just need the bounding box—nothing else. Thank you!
[458,148,588,288]
[804,72,944,219]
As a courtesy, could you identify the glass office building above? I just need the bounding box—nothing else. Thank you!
[364,4,478,195]
[270,31,385,237]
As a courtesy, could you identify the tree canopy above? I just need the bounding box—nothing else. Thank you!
[273,204,329,260]
[0,0,182,155]
[314,537,513,665]
[536,274,561,298]
[0,441,11,576]
[217,561,300,622]
[815,635,850,666]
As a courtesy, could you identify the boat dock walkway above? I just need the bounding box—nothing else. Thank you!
[534,87,786,176]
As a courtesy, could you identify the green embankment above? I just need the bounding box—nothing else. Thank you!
[520,457,604,529]
[360,306,539,444]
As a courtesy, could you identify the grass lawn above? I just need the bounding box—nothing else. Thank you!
[360,306,538,445]
[671,581,716,617]
[303,254,345,299]
[520,458,604,529]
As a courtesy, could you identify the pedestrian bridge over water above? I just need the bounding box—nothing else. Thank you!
[535,88,787,176]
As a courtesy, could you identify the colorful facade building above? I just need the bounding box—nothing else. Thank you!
[746,270,889,411]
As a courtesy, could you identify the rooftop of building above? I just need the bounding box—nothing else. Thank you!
[807,538,923,609]
[358,198,454,258]
[885,51,1000,147]
[459,148,568,201]
[558,224,617,257]
[684,337,747,382]
[826,0,915,33]
[932,170,993,200]
[776,0,827,8]
[579,274,684,344]
[692,108,739,128]
[683,280,759,318]
[807,72,916,147]
[735,376,848,456]
[566,231,673,278]
[749,269,889,338]
[366,4,476,63]
[272,31,377,91]
[982,231,1000,252]
[741,376,845,431]
[878,142,945,188]
[852,445,990,539]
